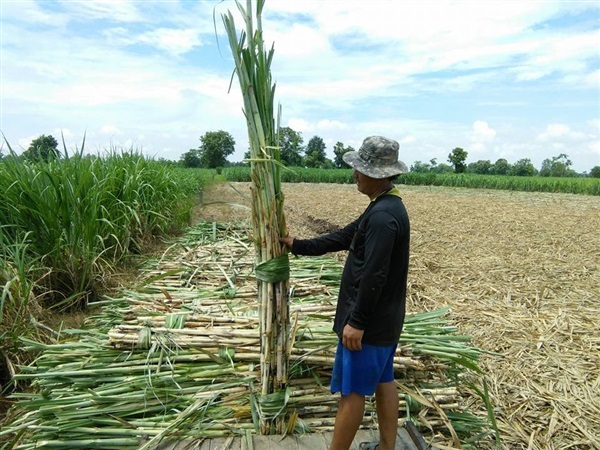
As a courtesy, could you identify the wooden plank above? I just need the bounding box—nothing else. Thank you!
[258,435,285,450]
[156,439,202,450]
[196,436,238,450]
[352,429,379,449]
[156,426,423,450]
[397,427,422,450]
[294,432,328,450]
[217,436,238,450]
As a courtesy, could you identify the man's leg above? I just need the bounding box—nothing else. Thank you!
[375,381,398,450]
[329,392,365,450]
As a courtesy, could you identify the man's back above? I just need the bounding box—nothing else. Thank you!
[336,192,410,346]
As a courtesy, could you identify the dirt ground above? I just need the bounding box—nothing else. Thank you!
[198,182,600,450]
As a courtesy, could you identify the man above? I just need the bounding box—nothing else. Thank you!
[280,136,410,450]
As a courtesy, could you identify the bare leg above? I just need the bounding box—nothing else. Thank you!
[375,381,398,450]
[329,392,365,450]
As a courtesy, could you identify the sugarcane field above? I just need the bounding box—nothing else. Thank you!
[2,0,599,448]
[0,180,599,449]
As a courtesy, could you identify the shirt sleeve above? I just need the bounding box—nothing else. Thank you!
[291,217,360,256]
[348,210,399,330]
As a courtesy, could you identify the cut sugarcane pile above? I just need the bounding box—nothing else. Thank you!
[2,222,494,449]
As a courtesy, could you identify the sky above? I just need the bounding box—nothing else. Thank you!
[1,0,599,173]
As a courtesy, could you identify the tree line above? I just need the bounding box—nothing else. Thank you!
[5,132,599,178]
[180,131,599,178]
[417,147,596,178]
[179,128,354,170]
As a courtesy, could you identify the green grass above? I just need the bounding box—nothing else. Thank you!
[223,167,600,195]
[0,228,44,376]
[0,151,211,382]
[224,166,354,184]
[0,153,212,308]
[398,172,600,195]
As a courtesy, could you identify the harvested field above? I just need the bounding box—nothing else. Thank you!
[199,182,600,450]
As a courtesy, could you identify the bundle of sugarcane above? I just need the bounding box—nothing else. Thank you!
[106,306,463,375]
[1,311,478,449]
[223,0,291,434]
[3,336,258,449]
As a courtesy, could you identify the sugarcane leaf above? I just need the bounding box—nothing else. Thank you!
[193,347,227,365]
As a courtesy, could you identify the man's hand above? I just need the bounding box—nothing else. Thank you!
[279,236,294,249]
[342,324,364,351]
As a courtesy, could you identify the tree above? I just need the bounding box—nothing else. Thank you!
[23,134,59,162]
[180,148,201,168]
[427,158,455,173]
[590,166,600,178]
[157,157,177,166]
[490,158,511,175]
[432,163,454,174]
[448,147,468,173]
[198,130,235,168]
[304,135,328,168]
[411,160,433,173]
[510,158,537,177]
[467,160,492,175]
[539,153,575,177]
[333,142,354,168]
[278,127,303,166]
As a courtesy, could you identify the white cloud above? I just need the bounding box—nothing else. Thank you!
[469,121,496,153]
[268,24,330,57]
[587,119,600,132]
[138,28,202,55]
[103,27,202,55]
[5,1,63,26]
[267,1,598,101]
[52,128,73,138]
[588,140,600,157]
[316,120,348,131]
[17,136,36,150]
[536,124,586,142]
[584,69,600,89]
[286,118,312,133]
[538,123,570,139]
[473,121,497,141]
[62,0,142,23]
[99,125,123,135]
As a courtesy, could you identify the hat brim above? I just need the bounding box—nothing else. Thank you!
[342,151,408,179]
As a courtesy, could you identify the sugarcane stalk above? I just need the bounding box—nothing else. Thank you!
[222,0,290,434]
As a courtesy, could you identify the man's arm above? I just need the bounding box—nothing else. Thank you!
[281,217,361,256]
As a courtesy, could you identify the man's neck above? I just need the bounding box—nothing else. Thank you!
[369,182,393,200]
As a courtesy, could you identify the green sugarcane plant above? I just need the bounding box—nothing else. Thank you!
[222,0,291,434]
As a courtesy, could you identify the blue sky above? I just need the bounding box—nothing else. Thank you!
[1,0,599,172]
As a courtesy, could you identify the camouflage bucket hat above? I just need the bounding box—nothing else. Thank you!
[342,136,408,179]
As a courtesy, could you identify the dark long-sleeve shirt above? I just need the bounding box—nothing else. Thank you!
[291,190,410,346]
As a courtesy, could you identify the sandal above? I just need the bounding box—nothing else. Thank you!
[359,443,379,450]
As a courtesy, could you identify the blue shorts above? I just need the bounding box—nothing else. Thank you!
[330,341,397,396]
